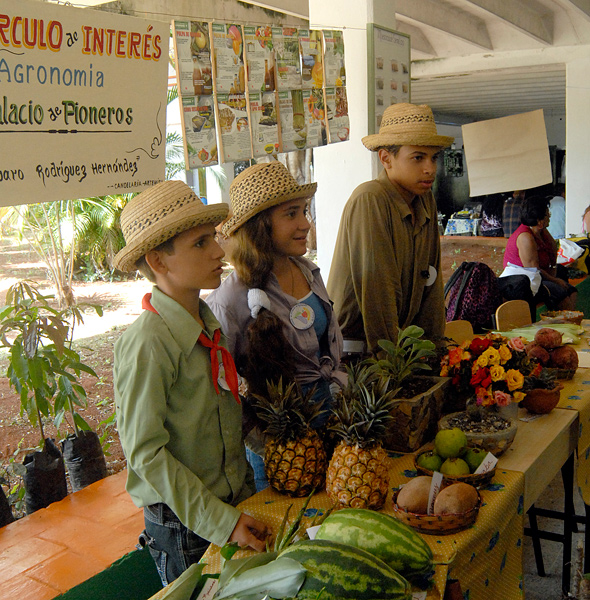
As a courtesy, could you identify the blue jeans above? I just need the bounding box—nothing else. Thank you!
[141,503,210,587]
[245,447,269,492]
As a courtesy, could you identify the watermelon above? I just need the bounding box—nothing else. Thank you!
[315,508,433,576]
[279,539,411,600]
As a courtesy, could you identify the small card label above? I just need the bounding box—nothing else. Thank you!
[474,452,498,474]
[196,578,218,600]
[412,591,428,599]
[427,471,444,515]
[307,525,321,540]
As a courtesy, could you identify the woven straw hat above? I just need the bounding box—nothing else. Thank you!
[222,162,317,236]
[113,180,228,273]
[362,103,454,151]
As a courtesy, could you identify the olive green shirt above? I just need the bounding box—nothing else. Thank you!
[327,170,444,353]
[114,287,253,547]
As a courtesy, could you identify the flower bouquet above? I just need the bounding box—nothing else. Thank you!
[438,334,544,454]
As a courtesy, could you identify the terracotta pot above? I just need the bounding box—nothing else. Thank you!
[520,384,564,414]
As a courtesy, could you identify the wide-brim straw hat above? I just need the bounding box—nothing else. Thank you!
[222,161,317,236]
[362,103,454,151]
[113,180,228,273]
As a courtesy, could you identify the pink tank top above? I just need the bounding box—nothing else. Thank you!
[503,224,555,269]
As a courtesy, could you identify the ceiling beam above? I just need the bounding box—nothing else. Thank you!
[395,0,493,50]
[562,0,590,21]
[464,0,552,44]
[396,21,437,56]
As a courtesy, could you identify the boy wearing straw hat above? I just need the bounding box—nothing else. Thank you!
[327,103,454,354]
[112,181,269,586]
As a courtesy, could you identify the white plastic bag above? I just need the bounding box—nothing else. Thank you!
[557,239,585,265]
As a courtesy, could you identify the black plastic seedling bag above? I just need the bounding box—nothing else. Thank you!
[62,430,108,492]
[23,438,68,514]
[0,485,14,528]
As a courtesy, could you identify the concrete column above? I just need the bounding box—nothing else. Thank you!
[309,0,397,275]
[565,59,590,237]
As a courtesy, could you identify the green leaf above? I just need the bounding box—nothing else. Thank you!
[218,552,278,590]
[220,541,241,561]
[214,557,306,600]
[377,339,397,355]
[73,412,92,431]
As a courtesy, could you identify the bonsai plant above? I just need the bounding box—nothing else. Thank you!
[0,280,105,511]
[364,325,449,452]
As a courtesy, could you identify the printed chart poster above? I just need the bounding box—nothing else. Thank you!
[212,23,245,94]
[0,0,168,207]
[323,30,346,87]
[217,94,251,163]
[250,92,280,158]
[244,26,275,94]
[325,87,350,143]
[300,30,324,90]
[173,21,213,97]
[273,27,302,91]
[303,89,327,148]
[368,25,410,133]
[181,96,218,168]
[278,90,306,152]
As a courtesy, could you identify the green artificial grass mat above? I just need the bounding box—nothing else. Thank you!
[55,548,162,600]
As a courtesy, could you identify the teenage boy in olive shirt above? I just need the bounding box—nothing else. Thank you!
[112,181,269,587]
[328,103,454,354]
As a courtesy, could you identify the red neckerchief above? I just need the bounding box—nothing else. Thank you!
[142,293,240,404]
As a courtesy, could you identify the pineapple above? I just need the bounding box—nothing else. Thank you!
[326,371,398,510]
[252,379,328,497]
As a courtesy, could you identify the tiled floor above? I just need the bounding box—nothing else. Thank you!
[0,471,143,599]
[0,467,586,599]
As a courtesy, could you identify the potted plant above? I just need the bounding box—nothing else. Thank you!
[365,325,449,453]
[0,281,105,512]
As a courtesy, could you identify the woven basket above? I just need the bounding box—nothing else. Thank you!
[392,489,481,535]
[540,310,584,325]
[414,446,495,488]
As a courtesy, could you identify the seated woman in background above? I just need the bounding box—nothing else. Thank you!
[498,196,577,321]
[583,205,590,234]
[479,193,505,237]
[206,161,345,491]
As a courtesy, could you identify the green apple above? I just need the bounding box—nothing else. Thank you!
[440,457,471,476]
[464,448,487,473]
[434,428,468,459]
[416,451,443,472]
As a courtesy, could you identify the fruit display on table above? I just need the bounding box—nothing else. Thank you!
[393,475,481,535]
[414,429,496,486]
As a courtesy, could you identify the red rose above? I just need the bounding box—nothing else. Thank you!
[470,337,493,356]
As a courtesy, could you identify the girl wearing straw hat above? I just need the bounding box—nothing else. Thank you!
[207,161,346,491]
[328,102,454,353]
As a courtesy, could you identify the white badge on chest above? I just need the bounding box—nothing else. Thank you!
[289,303,315,330]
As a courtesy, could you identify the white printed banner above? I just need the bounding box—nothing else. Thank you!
[0,0,169,206]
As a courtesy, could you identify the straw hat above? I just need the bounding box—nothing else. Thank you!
[222,162,317,236]
[362,103,454,151]
[113,180,228,272]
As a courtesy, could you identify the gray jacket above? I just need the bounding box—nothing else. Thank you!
[206,256,346,388]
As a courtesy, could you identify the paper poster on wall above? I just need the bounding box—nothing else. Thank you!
[244,26,276,93]
[273,27,302,91]
[325,87,350,143]
[217,94,252,162]
[181,96,218,168]
[173,21,213,96]
[303,89,327,148]
[212,23,246,94]
[323,30,346,87]
[278,90,307,152]
[300,30,324,89]
[462,110,552,197]
[367,25,410,134]
[0,0,168,207]
[250,92,281,157]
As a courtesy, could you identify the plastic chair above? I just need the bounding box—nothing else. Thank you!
[444,320,474,344]
[494,300,532,331]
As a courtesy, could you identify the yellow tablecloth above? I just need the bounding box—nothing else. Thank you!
[556,321,590,502]
[202,453,525,600]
